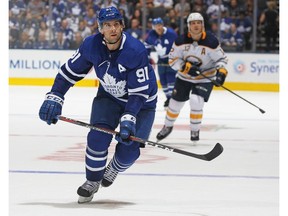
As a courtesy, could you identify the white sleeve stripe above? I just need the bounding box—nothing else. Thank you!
[108,93,157,103]
[128,92,149,99]
[146,93,157,102]
[65,62,86,78]
[58,69,76,84]
[128,85,149,93]
[115,97,128,102]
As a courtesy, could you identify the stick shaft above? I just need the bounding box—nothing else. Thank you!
[198,72,265,113]
[58,116,223,161]
[152,65,265,113]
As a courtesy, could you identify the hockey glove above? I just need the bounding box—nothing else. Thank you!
[115,113,136,146]
[39,92,64,125]
[215,68,228,87]
[180,62,201,77]
[149,57,156,69]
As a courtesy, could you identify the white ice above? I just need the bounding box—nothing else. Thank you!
[9,86,280,216]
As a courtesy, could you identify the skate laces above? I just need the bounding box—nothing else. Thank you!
[159,126,172,135]
[104,164,118,183]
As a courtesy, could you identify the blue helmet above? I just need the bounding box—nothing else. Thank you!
[152,17,164,26]
[98,6,123,29]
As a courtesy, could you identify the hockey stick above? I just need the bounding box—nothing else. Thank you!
[152,61,266,114]
[196,71,266,114]
[57,115,223,161]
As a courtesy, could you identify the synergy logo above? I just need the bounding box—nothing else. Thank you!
[233,60,246,74]
[250,61,279,76]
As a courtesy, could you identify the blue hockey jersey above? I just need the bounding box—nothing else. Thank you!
[51,32,158,115]
[144,27,178,59]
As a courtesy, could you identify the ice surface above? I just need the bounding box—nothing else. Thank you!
[9,86,279,216]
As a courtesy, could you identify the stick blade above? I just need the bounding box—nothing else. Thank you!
[259,109,266,114]
[203,143,224,161]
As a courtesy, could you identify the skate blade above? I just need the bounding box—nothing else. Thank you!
[191,141,198,146]
[78,195,93,204]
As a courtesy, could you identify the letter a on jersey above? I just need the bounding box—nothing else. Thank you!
[118,64,126,73]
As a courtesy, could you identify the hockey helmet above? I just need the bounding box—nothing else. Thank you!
[98,6,123,29]
[187,12,205,31]
[152,17,164,26]
[187,12,205,29]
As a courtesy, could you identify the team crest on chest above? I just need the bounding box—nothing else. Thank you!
[100,73,127,97]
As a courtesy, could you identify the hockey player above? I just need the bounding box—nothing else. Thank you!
[144,17,178,108]
[156,12,228,142]
[39,6,158,203]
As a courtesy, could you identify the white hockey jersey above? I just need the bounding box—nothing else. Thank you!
[169,31,228,83]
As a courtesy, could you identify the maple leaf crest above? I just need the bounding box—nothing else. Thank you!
[154,44,167,57]
[99,73,127,97]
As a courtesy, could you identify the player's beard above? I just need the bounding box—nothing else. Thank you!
[104,33,122,45]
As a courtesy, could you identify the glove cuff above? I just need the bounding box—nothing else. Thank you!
[217,68,228,76]
[45,92,64,106]
[120,113,136,124]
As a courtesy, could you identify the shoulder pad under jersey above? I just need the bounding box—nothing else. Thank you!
[198,32,219,49]
[174,33,192,46]
[174,32,219,49]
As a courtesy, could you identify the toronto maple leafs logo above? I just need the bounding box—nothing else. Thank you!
[99,73,127,97]
[154,44,167,57]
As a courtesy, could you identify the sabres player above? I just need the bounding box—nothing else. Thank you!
[144,17,178,108]
[39,6,158,203]
[156,12,228,142]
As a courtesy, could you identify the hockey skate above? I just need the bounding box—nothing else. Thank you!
[190,130,200,142]
[156,126,173,141]
[77,180,100,203]
[101,163,119,187]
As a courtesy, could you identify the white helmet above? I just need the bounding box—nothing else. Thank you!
[187,12,205,30]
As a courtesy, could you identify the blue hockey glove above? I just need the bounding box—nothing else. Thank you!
[180,62,201,77]
[115,113,136,146]
[215,68,228,87]
[39,92,64,125]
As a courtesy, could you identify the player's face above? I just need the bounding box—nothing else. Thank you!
[102,20,123,44]
[154,24,164,35]
[188,20,203,35]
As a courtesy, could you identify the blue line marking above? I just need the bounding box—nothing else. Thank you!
[9,170,278,180]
